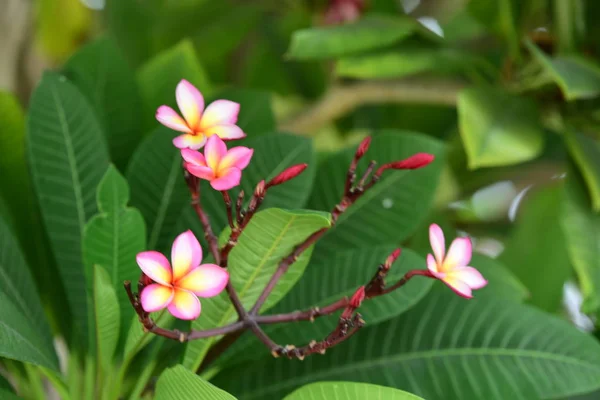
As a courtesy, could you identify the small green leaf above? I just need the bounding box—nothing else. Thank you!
[285,382,423,400]
[64,36,144,171]
[127,126,188,252]
[564,131,600,211]
[500,184,571,312]
[27,71,110,343]
[458,87,545,169]
[93,265,120,372]
[183,208,331,371]
[155,365,236,400]
[561,164,600,314]
[83,165,146,334]
[526,40,600,100]
[213,247,431,370]
[137,39,212,132]
[213,287,600,399]
[308,131,444,255]
[287,14,415,60]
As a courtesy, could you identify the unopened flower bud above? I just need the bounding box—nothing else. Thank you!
[255,180,266,197]
[267,164,308,188]
[384,248,401,270]
[355,136,372,159]
[388,153,435,170]
[350,286,366,308]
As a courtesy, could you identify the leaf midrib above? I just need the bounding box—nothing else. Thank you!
[242,348,600,399]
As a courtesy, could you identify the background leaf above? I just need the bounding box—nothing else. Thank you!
[285,382,423,400]
[64,36,144,171]
[183,208,331,370]
[213,287,600,399]
[155,365,236,400]
[561,164,600,314]
[307,131,445,256]
[470,254,529,301]
[212,88,275,136]
[83,165,146,331]
[93,265,120,372]
[458,87,545,169]
[564,131,600,211]
[127,126,188,252]
[27,71,110,343]
[287,15,415,60]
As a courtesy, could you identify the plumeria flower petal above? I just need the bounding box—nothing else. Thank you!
[140,284,174,312]
[135,231,229,320]
[427,224,487,298]
[168,289,202,320]
[156,80,245,149]
[171,230,202,281]
[183,135,253,191]
[176,264,230,297]
[136,251,172,286]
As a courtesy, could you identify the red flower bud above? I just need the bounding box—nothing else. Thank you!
[267,164,308,188]
[350,286,366,308]
[384,248,401,270]
[389,153,435,170]
[140,273,153,287]
[355,136,372,159]
[255,180,266,197]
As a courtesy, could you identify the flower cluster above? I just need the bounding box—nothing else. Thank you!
[133,79,487,325]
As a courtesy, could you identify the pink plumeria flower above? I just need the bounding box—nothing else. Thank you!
[181,135,253,191]
[427,224,487,298]
[156,79,245,150]
[136,230,229,320]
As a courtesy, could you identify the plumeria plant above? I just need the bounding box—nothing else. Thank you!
[5,1,600,399]
[124,81,488,360]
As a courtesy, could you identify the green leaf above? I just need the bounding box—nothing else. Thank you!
[137,39,212,132]
[526,40,600,100]
[64,36,144,171]
[564,131,600,211]
[500,184,571,313]
[285,382,423,400]
[0,91,66,334]
[561,164,600,314]
[127,126,189,252]
[336,46,478,79]
[287,14,415,60]
[213,88,275,136]
[212,247,431,370]
[83,165,146,330]
[0,374,19,400]
[0,215,55,360]
[0,290,59,371]
[27,71,110,342]
[307,131,444,255]
[183,208,331,370]
[213,287,600,399]
[93,265,120,372]
[458,87,545,169]
[155,365,236,400]
[178,133,316,246]
[470,254,528,301]
[467,0,520,59]
[124,310,173,362]
[553,0,585,53]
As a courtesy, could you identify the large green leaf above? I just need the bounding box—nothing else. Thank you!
[137,39,212,132]
[127,126,189,252]
[213,247,431,370]
[287,14,415,60]
[212,88,275,136]
[213,287,600,399]
[285,382,423,400]
[458,87,544,169]
[561,164,600,314]
[564,131,600,211]
[0,91,66,335]
[93,265,120,372]
[469,254,528,301]
[183,208,331,370]
[500,185,571,313]
[307,131,444,256]
[83,165,146,329]
[0,290,59,371]
[526,40,600,101]
[0,215,55,358]
[27,71,110,342]
[178,133,316,247]
[64,36,144,170]
[156,365,236,400]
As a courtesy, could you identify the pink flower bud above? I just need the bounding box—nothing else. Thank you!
[355,136,372,159]
[384,248,401,270]
[267,164,308,188]
[388,153,435,170]
[255,180,266,197]
[350,286,366,308]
